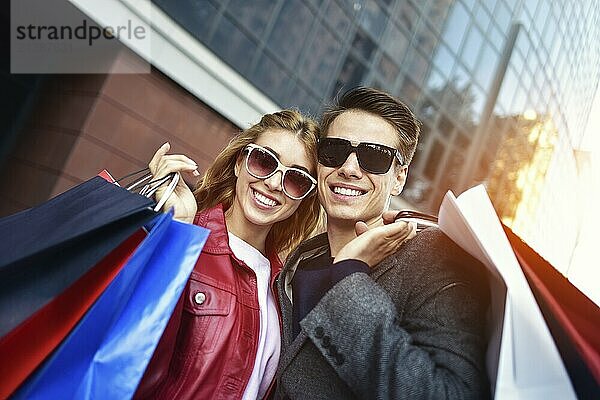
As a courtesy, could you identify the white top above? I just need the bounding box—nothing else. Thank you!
[228,233,281,400]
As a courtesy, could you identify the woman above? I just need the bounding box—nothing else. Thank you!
[134,110,323,400]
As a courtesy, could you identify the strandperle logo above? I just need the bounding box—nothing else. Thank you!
[11,0,151,74]
[15,19,147,47]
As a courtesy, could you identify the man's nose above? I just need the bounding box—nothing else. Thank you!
[336,152,362,179]
[263,170,283,191]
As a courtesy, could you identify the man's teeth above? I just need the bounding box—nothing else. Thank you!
[254,190,278,207]
[333,186,364,196]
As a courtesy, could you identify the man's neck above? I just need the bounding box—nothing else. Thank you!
[326,216,384,257]
[326,222,357,257]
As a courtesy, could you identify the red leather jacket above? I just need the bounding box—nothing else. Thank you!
[135,204,283,399]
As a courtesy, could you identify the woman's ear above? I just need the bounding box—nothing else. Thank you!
[234,152,243,177]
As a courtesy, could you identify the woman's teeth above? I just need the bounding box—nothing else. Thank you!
[254,190,278,207]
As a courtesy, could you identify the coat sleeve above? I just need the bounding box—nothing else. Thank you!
[299,264,490,400]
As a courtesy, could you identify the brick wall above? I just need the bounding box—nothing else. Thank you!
[0,51,237,216]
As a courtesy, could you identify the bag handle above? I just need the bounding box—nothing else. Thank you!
[116,168,180,212]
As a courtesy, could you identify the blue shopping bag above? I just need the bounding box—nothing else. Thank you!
[15,211,210,400]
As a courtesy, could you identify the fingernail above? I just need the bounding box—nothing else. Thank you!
[163,142,170,148]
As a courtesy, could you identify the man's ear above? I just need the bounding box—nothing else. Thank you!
[391,165,408,196]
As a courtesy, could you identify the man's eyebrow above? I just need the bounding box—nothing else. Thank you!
[264,146,310,173]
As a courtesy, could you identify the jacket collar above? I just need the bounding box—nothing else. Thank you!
[193,203,283,279]
[193,203,231,255]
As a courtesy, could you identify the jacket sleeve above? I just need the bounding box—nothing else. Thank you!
[299,266,490,400]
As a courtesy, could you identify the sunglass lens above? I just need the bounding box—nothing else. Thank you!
[247,147,277,178]
[358,144,394,173]
[283,170,313,199]
[317,139,349,167]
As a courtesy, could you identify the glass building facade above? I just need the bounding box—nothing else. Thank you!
[153,0,600,270]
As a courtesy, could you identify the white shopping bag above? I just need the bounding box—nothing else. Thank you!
[437,185,576,399]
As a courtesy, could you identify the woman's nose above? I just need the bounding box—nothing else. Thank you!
[263,170,283,191]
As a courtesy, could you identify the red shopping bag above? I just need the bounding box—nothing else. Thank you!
[503,225,600,398]
[0,229,146,399]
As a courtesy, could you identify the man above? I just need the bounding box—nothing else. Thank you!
[274,87,490,399]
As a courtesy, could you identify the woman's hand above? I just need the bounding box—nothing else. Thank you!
[333,211,417,268]
[148,142,199,223]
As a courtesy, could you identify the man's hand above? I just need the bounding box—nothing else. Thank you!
[148,142,199,223]
[333,218,417,268]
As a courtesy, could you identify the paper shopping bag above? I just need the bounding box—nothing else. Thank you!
[0,176,156,336]
[14,211,209,400]
[0,229,146,399]
[504,225,600,398]
[438,185,577,399]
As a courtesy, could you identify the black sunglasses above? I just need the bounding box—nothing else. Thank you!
[317,137,404,174]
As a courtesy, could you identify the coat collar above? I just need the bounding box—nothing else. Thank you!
[276,229,401,377]
[279,230,398,297]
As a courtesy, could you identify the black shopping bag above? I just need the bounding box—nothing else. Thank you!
[0,176,156,336]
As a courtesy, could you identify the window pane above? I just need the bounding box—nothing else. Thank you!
[352,29,377,59]
[419,95,439,121]
[438,113,455,138]
[474,44,499,90]
[378,54,400,85]
[481,0,497,13]
[359,0,387,39]
[423,0,451,33]
[381,23,409,63]
[267,0,314,67]
[441,1,470,53]
[406,50,429,85]
[210,16,257,75]
[424,139,445,180]
[324,0,351,37]
[494,1,512,34]
[398,76,421,107]
[396,1,419,34]
[471,84,486,122]
[332,54,368,96]
[426,67,445,91]
[432,43,455,79]
[442,148,464,190]
[250,54,290,105]
[524,0,539,18]
[288,82,320,115]
[461,26,483,71]
[227,0,276,37]
[153,0,217,42]
[497,66,519,112]
[474,3,491,32]
[414,30,438,55]
[299,24,343,94]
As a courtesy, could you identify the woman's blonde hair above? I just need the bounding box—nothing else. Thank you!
[194,109,323,255]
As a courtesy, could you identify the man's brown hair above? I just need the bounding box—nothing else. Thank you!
[321,87,422,165]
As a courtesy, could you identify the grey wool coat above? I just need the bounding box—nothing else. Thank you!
[273,228,491,400]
